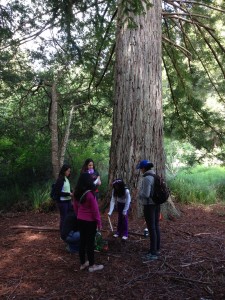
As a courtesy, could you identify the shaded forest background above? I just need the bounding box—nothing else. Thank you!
[0,0,225,211]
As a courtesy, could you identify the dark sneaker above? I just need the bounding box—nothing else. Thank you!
[143,254,158,261]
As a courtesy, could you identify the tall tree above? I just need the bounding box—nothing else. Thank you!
[109,0,165,198]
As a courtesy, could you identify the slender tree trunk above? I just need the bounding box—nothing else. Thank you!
[50,82,60,179]
[59,105,74,167]
[109,0,165,198]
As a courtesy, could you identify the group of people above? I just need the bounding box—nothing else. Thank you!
[53,158,161,273]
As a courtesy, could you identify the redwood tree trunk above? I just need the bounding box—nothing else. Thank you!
[109,0,165,197]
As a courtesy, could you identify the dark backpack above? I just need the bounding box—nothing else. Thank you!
[50,183,57,201]
[144,173,170,204]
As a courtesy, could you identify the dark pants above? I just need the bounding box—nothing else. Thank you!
[116,202,129,237]
[57,200,72,236]
[78,220,97,266]
[144,204,161,255]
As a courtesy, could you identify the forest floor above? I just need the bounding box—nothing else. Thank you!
[1,203,225,300]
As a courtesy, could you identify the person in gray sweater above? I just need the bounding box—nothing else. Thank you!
[137,160,161,261]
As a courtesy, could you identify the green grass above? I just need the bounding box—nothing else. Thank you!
[167,166,225,204]
[27,182,55,212]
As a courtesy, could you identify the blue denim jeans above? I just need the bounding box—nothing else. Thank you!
[143,204,160,255]
[66,231,80,253]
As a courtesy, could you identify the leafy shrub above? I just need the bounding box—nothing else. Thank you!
[168,166,225,204]
[0,184,28,211]
[27,182,56,212]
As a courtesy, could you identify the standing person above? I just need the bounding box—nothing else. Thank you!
[81,158,101,200]
[54,164,73,237]
[136,160,161,261]
[108,179,131,240]
[73,172,104,272]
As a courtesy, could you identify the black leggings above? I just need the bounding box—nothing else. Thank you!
[78,220,97,266]
[144,205,161,255]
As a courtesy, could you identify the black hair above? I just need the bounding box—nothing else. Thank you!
[74,172,96,203]
[81,158,95,173]
[112,178,126,198]
[143,162,154,172]
[58,164,71,179]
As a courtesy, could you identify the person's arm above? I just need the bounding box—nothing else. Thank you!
[123,189,131,215]
[97,176,101,185]
[88,192,102,229]
[108,191,115,216]
[72,199,79,215]
[139,176,154,199]
[93,171,101,186]
[54,178,64,200]
[55,177,72,198]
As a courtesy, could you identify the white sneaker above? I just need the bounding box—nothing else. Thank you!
[89,264,104,272]
[113,234,119,238]
[80,261,89,270]
[122,236,128,240]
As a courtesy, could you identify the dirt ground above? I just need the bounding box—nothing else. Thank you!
[1,203,225,300]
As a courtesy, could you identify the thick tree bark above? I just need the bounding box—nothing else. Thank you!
[109,0,165,197]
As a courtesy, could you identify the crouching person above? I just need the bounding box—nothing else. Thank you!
[61,208,80,253]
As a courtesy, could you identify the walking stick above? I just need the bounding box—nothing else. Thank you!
[108,215,113,232]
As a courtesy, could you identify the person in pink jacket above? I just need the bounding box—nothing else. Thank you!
[73,172,104,273]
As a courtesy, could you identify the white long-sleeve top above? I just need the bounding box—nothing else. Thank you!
[108,188,131,216]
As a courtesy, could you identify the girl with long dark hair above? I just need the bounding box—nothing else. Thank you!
[54,164,73,236]
[73,172,103,272]
[81,158,101,200]
[108,179,131,240]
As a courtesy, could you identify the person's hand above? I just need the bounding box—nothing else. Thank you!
[108,212,111,216]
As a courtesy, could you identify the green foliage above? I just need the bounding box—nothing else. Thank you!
[168,166,225,205]
[119,0,153,28]
[28,182,55,212]
[0,184,30,212]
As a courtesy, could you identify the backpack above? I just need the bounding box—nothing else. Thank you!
[50,183,57,201]
[144,173,170,204]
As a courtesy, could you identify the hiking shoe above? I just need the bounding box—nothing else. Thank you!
[88,264,104,272]
[143,254,158,261]
[113,234,119,238]
[80,261,89,270]
[156,250,161,256]
[122,236,128,240]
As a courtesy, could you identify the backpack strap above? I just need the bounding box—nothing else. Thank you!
[79,190,92,203]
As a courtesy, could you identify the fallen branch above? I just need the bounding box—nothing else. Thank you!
[181,260,205,267]
[193,233,211,236]
[10,226,144,237]
[11,225,58,231]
